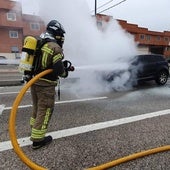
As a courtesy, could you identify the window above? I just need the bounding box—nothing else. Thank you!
[9,31,18,38]
[11,46,19,53]
[140,34,145,40]
[146,35,151,41]
[7,12,16,21]
[96,21,102,27]
[156,36,161,41]
[30,23,40,30]
[164,37,169,41]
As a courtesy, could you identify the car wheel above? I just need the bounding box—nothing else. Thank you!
[155,70,169,85]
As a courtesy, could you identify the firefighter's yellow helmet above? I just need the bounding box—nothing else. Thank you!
[22,36,37,53]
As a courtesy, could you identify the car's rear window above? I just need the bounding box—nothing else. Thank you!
[135,54,165,63]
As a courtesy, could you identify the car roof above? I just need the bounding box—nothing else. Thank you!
[136,54,165,57]
[134,54,166,60]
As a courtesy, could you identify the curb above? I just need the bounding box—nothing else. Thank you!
[0,69,19,73]
[0,80,23,86]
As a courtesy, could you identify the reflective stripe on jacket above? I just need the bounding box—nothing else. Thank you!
[35,41,66,85]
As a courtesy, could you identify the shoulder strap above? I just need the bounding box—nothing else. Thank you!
[32,38,47,75]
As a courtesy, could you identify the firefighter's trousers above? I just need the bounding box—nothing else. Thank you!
[30,84,56,142]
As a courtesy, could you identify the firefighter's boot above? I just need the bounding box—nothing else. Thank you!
[32,135,53,149]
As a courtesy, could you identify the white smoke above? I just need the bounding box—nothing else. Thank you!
[22,0,139,96]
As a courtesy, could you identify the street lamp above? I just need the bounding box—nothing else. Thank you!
[95,0,97,15]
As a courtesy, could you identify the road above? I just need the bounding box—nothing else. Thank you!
[0,79,170,170]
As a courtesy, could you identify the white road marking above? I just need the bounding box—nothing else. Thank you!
[0,104,5,115]
[2,96,107,111]
[0,91,30,95]
[0,109,170,152]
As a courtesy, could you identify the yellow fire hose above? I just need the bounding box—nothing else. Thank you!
[87,145,170,170]
[8,69,170,170]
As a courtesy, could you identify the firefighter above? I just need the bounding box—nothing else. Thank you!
[29,20,72,149]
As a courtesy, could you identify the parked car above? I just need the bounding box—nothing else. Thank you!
[0,56,7,65]
[102,54,169,86]
[0,56,7,59]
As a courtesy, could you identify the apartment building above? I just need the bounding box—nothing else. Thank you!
[0,0,45,59]
[96,14,170,58]
[0,0,170,60]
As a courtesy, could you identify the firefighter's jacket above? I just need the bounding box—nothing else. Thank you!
[34,41,67,86]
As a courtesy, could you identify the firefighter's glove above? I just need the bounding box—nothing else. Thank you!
[22,74,32,83]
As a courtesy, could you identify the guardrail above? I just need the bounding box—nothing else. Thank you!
[0,65,22,86]
[0,79,22,86]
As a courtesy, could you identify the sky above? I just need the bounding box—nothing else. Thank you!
[18,0,170,32]
[87,0,170,32]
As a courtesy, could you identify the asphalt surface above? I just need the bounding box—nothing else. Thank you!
[0,68,170,170]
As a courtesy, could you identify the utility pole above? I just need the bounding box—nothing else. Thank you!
[95,0,97,15]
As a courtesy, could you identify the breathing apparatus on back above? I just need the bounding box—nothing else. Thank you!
[19,36,37,72]
[19,34,54,82]
[19,20,75,83]
[19,36,38,82]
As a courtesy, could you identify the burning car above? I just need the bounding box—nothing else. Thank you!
[101,54,169,86]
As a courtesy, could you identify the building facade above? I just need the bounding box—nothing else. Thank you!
[0,0,45,59]
[96,14,170,58]
[0,0,170,60]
